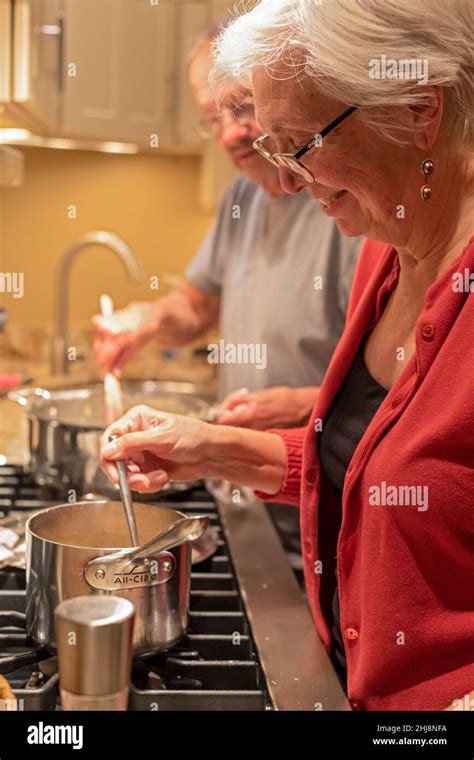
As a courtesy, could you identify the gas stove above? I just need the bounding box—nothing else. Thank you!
[0,465,269,710]
[0,464,349,711]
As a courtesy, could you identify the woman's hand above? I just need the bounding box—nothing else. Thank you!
[100,405,215,492]
[216,386,319,429]
[92,302,159,376]
[100,404,288,495]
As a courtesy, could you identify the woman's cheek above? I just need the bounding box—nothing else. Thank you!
[312,154,354,188]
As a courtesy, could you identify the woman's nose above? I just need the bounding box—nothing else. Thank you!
[278,168,308,195]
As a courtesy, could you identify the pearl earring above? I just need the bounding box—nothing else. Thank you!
[420,157,434,201]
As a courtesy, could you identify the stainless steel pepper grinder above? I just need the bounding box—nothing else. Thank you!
[55,595,135,711]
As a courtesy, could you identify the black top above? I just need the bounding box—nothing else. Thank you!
[318,342,389,688]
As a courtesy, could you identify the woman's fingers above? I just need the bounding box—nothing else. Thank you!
[128,469,169,493]
[100,407,208,491]
[100,407,177,487]
[101,406,172,447]
[102,459,120,484]
[101,430,160,459]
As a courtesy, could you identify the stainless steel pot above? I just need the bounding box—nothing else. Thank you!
[9,379,214,496]
[25,499,208,657]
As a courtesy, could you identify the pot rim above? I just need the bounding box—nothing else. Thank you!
[9,380,213,432]
[25,499,187,552]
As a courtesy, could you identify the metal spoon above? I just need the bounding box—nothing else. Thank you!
[109,434,139,547]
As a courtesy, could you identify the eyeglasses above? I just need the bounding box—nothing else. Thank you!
[252,106,357,183]
[198,99,256,139]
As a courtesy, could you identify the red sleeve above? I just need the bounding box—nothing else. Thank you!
[346,239,392,322]
[254,427,305,506]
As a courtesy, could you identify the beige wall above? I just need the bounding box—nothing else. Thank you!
[0,189,4,273]
[1,146,215,327]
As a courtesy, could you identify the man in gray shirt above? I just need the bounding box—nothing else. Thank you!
[187,174,359,404]
[93,27,361,432]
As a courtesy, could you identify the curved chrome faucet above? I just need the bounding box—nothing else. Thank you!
[52,231,143,375]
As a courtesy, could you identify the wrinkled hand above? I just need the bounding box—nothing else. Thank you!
[92,302,159,376]
[100,405,215,493]
[216,386,318,430]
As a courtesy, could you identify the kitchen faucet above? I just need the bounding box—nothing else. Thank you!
[51,231,143,375]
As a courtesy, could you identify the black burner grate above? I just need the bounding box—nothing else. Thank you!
[0,465,270,711]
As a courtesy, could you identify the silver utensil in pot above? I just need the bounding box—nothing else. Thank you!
[108,434,139,547]
[100,294,139,548]
[26,500,209,657]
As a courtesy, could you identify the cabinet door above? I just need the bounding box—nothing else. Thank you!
[61,0,176,145]
[174,2,209,151]
[0,0,12,103]
[13,0,65,131]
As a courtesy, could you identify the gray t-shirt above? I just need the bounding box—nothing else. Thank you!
[187,176,362,399]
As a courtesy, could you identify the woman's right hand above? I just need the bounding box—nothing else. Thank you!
[100,404,288,496]
[92,302,159,376]
[100,405,215,493]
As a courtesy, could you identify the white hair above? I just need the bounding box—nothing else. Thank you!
[212,0,474,154]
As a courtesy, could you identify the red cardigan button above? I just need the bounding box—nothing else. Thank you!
[344,627,359,640]
[421,323,436,340]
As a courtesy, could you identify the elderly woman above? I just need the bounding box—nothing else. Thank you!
[101,0,474,710]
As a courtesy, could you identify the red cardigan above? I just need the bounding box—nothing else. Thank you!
[257,236,474,711]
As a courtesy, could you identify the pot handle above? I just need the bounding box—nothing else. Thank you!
[83,515,209,590]
[7,386,52,407]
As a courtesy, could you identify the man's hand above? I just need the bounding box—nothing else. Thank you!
[216,386,319,430]
[92,301,159,376]
[92,283,220,376]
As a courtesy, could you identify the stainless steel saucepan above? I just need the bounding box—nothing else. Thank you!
[25,499,209,657]
[9,379,215,496]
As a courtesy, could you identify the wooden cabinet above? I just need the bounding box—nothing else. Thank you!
[174,2,209,151]
[0,0,241,175]
[12,0,65,132]
[0,0,12,104]
[61,0,177,146]
[61,0,222,150]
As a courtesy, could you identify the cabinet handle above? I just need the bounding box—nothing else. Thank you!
[36,12,65,92]
[56,14,65,92]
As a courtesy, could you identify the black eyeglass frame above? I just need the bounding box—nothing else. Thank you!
[252,105,357,183]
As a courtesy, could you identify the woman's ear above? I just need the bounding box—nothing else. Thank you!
[410,85,444,150]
